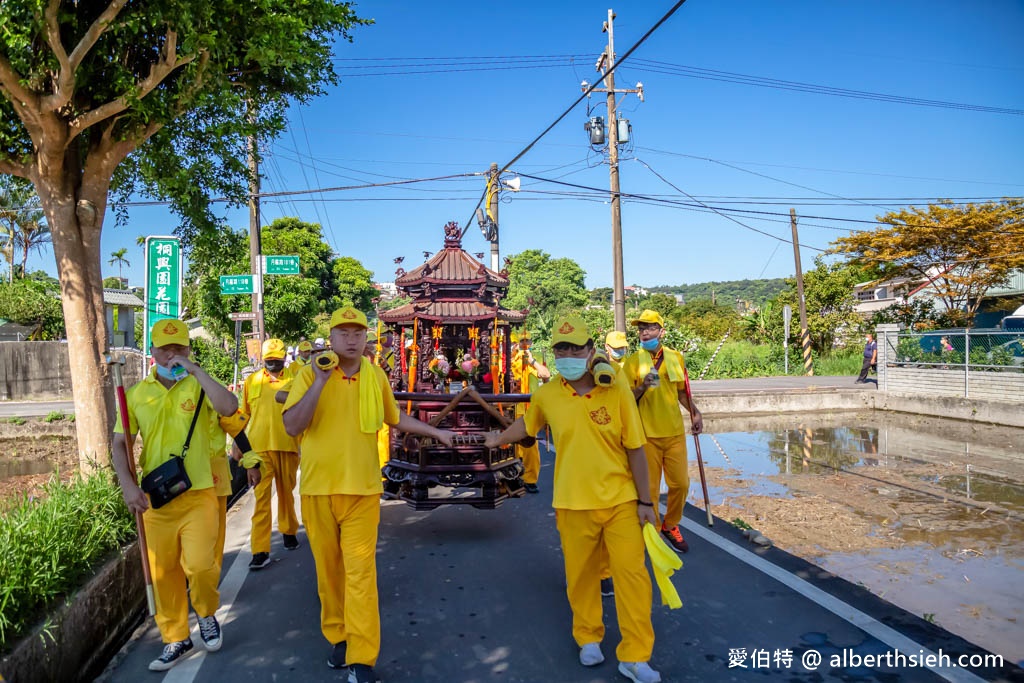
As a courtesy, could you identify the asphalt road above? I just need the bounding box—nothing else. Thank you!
[98,443,1014,683]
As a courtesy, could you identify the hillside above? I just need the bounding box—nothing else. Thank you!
[648,278,789,305]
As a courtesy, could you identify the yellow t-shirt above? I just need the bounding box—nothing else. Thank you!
[622,348,687,438]
[114,369,215,490]
[523,376,646,510]
[243,369,297,453]
[511,349,542,393]
[209,421,232,497]
[284,363,401,495]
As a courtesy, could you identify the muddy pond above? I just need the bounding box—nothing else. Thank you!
[698,410,1024,665]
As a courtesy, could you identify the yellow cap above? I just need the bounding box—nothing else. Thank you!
[551,315,590,346]
[297,340,312,352]
[630,309,665,327]
[218,410,250,438]
[262,338,286,360]
[605,330,628,349]
[329,306,368,330]
[150,319,189,348]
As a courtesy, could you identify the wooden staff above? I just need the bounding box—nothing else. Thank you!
[107,355,157,616]
[681,362,714,526]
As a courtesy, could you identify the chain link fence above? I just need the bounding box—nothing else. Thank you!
[891,329,1024,372]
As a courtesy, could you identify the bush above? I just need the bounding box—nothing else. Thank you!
[189,337,235,385]
[0,472,135,649]
[43,411,66,423]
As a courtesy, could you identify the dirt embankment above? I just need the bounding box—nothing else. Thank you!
[0,419,79,505]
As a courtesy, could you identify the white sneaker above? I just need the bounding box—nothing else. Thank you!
[580,642,605,666]
[619,660,661,683]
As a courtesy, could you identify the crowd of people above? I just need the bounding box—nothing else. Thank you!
[112,307,701,683]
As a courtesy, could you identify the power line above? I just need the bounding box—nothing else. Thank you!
[460,0,693,237]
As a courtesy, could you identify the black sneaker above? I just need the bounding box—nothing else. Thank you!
[600,577,614,597]
[148,638,193,671]
[661,525,689,553]
[524,483,539,494]
[249,552,271,570]
[348,663,381,683]
[198,614,222,651]
[327,641,347,669]
[283,534,299,550]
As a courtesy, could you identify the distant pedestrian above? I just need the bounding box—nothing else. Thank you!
[856,333,877,383]
[604,330,629,372]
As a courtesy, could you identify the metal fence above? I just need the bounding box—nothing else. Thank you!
[890,329,1024,373]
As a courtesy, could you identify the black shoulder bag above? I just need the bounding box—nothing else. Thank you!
[141,389,205,509]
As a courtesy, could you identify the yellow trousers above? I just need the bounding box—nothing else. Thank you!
[556,502,655,662]
[215,496,227,576]
[144,488,220,643]
[251,450,299,554]
[646,434,689,529]
[302,494,381,666]
[515,403,540,484]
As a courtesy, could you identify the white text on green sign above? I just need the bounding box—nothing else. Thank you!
[264,255,300,275]
[220,274,254,295]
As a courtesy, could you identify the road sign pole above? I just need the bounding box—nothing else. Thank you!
[232,319,241,392]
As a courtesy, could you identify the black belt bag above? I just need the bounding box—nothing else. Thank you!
[141,388,205,509]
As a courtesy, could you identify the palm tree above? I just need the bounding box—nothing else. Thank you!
[17,208,49,277]
[109,248,131,288]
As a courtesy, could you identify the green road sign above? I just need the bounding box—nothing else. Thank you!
[264,254,300,275]
[144,237,182,354]
[220,274,255,295]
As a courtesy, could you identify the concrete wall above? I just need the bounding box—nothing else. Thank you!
[0,342,144,401]
[886,366,1024,403]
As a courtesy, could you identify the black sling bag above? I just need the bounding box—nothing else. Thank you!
[141,389,205,509]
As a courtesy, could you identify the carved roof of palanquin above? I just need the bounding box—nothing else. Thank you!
[380,222,527,326]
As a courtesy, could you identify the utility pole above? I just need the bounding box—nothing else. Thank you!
[790,208,813,376]
[589,9,643,332]
[247,104,265,342]
[488,162,500,272]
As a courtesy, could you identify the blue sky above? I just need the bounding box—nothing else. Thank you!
[48,0,1024,290]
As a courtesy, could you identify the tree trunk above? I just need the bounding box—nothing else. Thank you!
[36,177,114,472]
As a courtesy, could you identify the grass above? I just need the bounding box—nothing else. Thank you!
[4,417,26,426]
[0,471,135,651]
[43,411,67,423]
[687,341,863,379]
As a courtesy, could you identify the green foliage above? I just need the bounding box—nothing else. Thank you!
[5,417,25,426]
[190,337,235,384]
[671,299,740,342]
[332,255,377,311]
[0,279,65,339]
[774,256,865,353]
[640,293,680,321]
[504,250,588,327]
[0,472,136,649]
[871,299,938,330]
[649,278,788,306]
[43,411,67,423]
[102,277,123,289]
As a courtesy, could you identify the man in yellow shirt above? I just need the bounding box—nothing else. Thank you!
[243,339,300,569]
[292,339,313,370]
[622,310,703,554]
[283,306,455,683]
[604,330,629,372]
[486,315,661,683]
[510,330,550,493]
[111,319,239,671]
[210,410,262,575]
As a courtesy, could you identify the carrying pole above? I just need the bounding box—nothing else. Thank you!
[108,356,157,616]
[681,363,714,526]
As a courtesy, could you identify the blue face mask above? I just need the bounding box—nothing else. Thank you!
[608,348,626,360]
[156,364,188,382]
[555,357,589,381]
[640,338,661,352]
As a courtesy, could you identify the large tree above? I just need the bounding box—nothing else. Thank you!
[0,1,368,466]
[504,249,588,328]
[831,200,1024,323]
[774,256,864,353]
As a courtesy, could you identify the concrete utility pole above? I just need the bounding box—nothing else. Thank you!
[247,123,265,342]
[790,208,813,376]
[591,9,643,333]
[488,162,500,272]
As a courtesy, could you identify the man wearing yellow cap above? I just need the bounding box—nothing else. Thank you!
[111,319,239,671]
[243,339,300,569]
[486,316,661,683]
[510,330,550,493]
[292,340,314,371]
[604,331,630,372]
[283,306,456,683]
[622,310,703,555]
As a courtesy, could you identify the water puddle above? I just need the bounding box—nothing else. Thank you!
[698,411,1024,664]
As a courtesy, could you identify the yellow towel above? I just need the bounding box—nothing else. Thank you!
[359,356,384,434]
[637,349,684,383]
[643,523,683,609]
